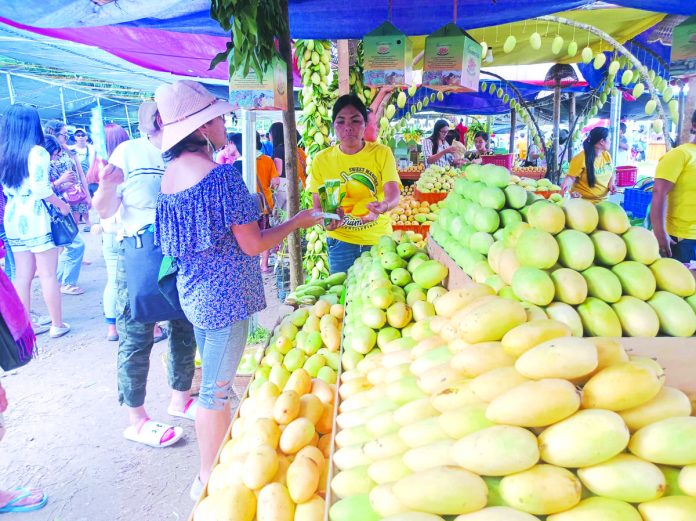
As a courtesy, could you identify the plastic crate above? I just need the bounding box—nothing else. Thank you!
[622,188,652,219]
[512,169,547,180]
[481,153,513,170]
[413,187,447,203]
[616,166,638,187]
[393,224,430,237]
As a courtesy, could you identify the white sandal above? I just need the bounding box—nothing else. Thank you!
[49,323,71,338]
[123,418,183,448]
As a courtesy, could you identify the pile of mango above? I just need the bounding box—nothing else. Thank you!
[341,235,449,371]
[284,272,346,307]
[415,164,461,194]
[389,191,440,226]
[431,163,696,337]
[329,284,696,521]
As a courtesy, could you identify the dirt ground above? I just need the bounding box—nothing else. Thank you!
[0,230,290,521]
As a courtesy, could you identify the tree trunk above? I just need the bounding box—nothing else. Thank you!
[279,0,303,289]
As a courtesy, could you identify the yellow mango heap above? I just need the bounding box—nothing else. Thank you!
[330,283,696,521]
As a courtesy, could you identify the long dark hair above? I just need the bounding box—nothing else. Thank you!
[583,127,609,188]
[429,119,449,155]
[0,104,45,189]
[162,131,207,161]
[269,122,284,147]
[43,119,66,137]
[44,135,61,158]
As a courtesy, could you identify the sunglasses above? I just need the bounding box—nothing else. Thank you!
[75,133,86,137]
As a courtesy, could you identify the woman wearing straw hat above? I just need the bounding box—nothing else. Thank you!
[153,80,322,499]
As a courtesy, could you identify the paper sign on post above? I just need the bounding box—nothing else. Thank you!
[422,23,481,92]
[229,57,288,111]
[363,21,413,87]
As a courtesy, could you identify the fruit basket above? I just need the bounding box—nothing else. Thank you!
[615,165,638,187]
[481,153,513,170]
[512,167,547,180]
[393,224,430,237]
[413,187,447,204]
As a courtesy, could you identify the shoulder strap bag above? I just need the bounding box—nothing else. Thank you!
[42,201,78,247]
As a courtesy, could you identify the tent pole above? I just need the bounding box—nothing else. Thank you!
[609,89,621,164]
[60,87,67,123]
[124,104,133,137]
[567,93,576,161]
[5,73,15,104]
[551,85,561,183]
[509,108,516,154]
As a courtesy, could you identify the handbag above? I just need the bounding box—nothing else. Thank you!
[63,181,88,204]
[122,228,186,323]
[158,255,184,312]
[42,201,78,247]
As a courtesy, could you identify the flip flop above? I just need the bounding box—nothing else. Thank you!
[168,398,198,421]
[123,418,183,448]
[60,285,85,295]
[0,487,48,513]
[153,327,168,344]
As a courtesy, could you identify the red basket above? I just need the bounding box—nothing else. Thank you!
[512,169,547,180]
[413,187,448,203]
[481,154,513,170]
[534,191,552,199]
[616,166,638,187]
[393,224,430,237]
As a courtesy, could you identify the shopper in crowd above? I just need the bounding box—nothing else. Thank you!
[93,101,197,449]
[215,132,240,165]
[0,104,71,338]
[0,189,13,281]
[43,120,88,295]
[616,122,630,166]
[261,131,273,157]
[310,94,401,273]
[467,131,491,162]
[561,126,616,202]
[71,128,97,196]
[422,119,458,167]
[269,122,307,189]
[231,132,281,273]
[44,120,92,230]
[153,80,321,499]
[650,109,696,262]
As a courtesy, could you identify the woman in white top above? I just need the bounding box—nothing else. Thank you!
[422,119,459,168]
[0,104,71,338]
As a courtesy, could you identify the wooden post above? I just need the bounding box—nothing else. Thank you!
[609,88,622,162]
[567,93,576,160]
[279,0,302,289]
[338,40,350,96]
[509,109,516,154]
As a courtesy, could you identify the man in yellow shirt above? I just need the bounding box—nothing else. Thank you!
[309,94,401,273]
[650,110,696,262]
[561,127,616,202]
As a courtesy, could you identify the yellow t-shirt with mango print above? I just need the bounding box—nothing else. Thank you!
[309,142,401,246]
[655,143,696,240]
[567,150,614,202]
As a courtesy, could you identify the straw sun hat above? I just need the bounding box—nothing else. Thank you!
[155,80,234,152]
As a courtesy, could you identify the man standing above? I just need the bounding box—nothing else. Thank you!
[92,102,197,447]
[650,110,696,262]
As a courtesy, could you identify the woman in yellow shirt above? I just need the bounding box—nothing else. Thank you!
[310,94,401,273]
[561,127,616,202]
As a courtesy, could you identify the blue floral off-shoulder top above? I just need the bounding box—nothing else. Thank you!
[155,164,265,330]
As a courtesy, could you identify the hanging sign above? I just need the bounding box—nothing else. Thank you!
[422,23,481,92]
[363,21,413,87]
[229,57,288,111]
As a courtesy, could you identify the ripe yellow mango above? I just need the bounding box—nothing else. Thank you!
[394,397,438,426]
[310,377,334,404]
[242,444,279,490]
[298,393,324,425]
[454,506,541,520]
[316,402,334,435]
[287,452,322,503]
[515,337,597,380]
[207,461,244,494]
[500,464,582,515]
[387,376,428,405]
[502,319,572,358]
[539,409,629,468]
[331,465,375,499]
[438,402,494,439]
[451,342,515,377]
[285,368,313,395]
[279,417,315,454]
[679,464,696,496]
[582,361,662,411]
[470,366,530,402]
[546,497,641,521]
[193,483,256,521]
[410,346,453,375]
[363,432,409,460]
[486,379,580,427]
[417,363,464,394]
[399,417,451,448]
[385,364,413,384]
[368,455,411,484]
[577,453,665,502]
[629,417,696,465]
[638,496,696,521]
[244,418,281,450]
[434,284,495,317]
[457,297,528,343]
[294,495,325,521]
[256,483,296,521]
[366,411,400,437]
[619,386,692,432]
[411,335,447,357]
[334,424,371,448]
[369,484,408,517]
[430,380,482,412]
[333,445,372,470]
[453,425,539,476]
[273,390,301,425]
[403,440,456,471]
[338,375,371,400]
[393,466,488,515]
